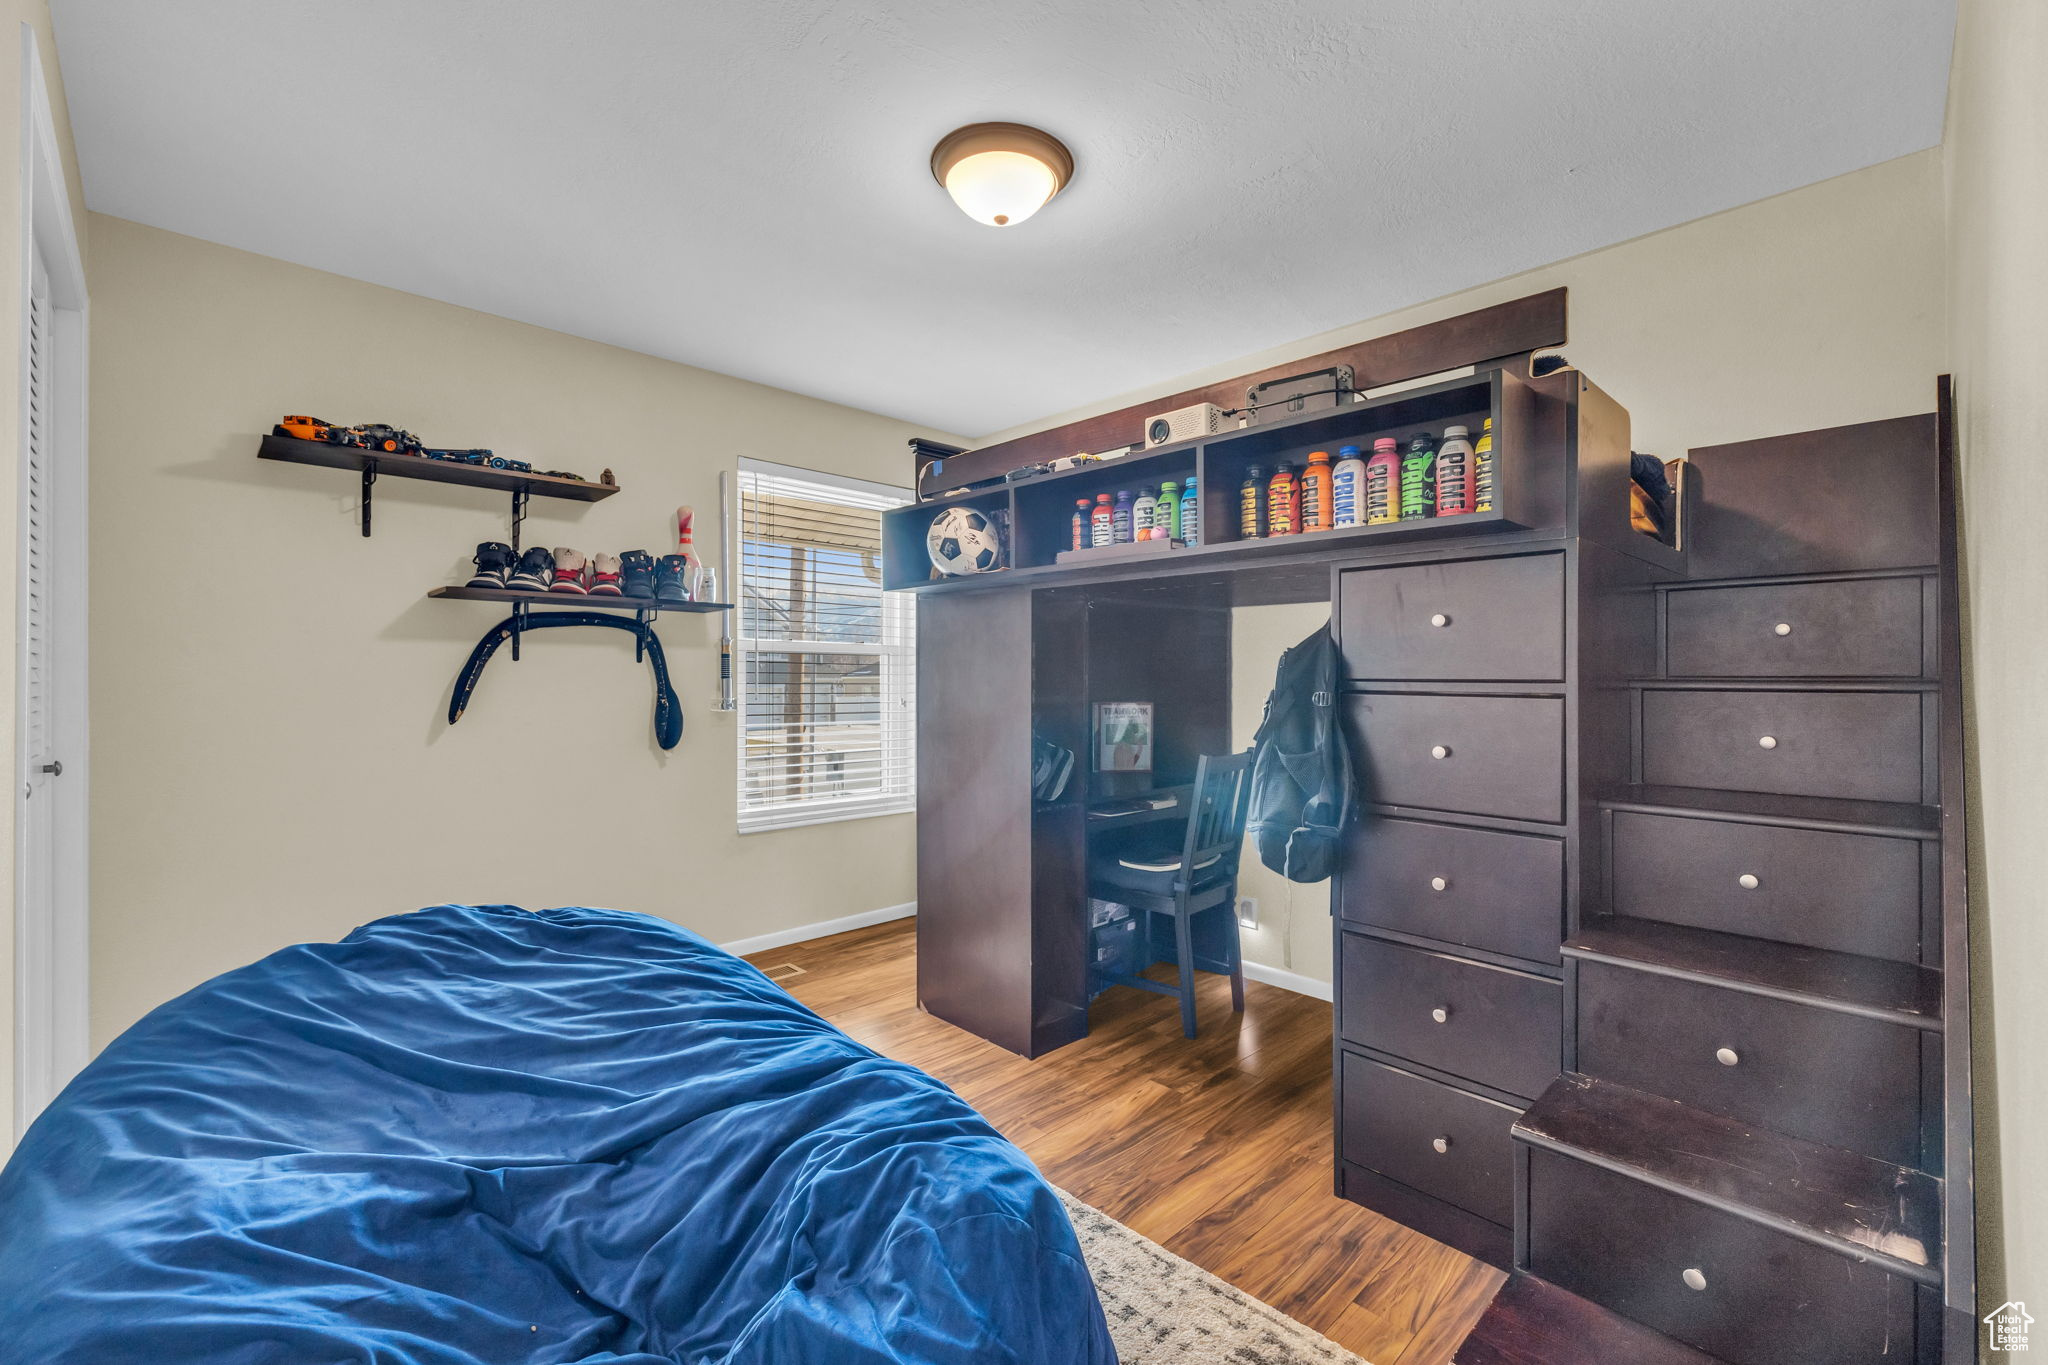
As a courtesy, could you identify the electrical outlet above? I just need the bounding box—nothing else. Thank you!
[1237,896,1259,930]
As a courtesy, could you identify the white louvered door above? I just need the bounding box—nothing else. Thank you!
[14,27,89,1141]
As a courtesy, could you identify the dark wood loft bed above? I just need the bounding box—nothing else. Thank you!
[881,294,1974,1365]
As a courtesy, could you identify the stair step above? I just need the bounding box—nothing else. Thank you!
[1563,916,1940,1030]
[1454,1272,1723,1365]
[1512,1073,1941,1286]
[1598,783,1938,838]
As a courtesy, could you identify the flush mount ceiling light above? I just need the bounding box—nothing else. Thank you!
[930,123,1074,227]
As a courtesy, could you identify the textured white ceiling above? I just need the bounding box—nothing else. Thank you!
[51,0,1954,437]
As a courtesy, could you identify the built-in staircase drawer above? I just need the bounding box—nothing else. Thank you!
[1639,688,1926,803]
[1608,809,1923,962]
[1345,693,1565,823]
[1665,576,1925,678]
[1575,961,1921,1165]
[1340,815,1563,964]
[1340,1053,1519,1226]
[1338,553,1565,682]
[1340,933,1560,1100]
[1525,1148,1919,1365]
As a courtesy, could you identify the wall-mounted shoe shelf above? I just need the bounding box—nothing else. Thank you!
[427,586,731,614]
[428,585,731,664]
[259,433,619,537]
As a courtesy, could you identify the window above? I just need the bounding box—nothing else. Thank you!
[735,460,915,832]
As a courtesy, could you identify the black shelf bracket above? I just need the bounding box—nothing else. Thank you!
[361,459,378,537]
[510,486,530,552]
[449,610,683,750]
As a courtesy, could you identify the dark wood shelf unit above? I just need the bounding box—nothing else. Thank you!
[1564,916,1942,1029]
[1512,1074,1941,1286]
[426,586,731,614]
[260,433,619,502]
[884,368,1560,592]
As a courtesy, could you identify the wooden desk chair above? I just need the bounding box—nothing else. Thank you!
[1087,750,1255,1038]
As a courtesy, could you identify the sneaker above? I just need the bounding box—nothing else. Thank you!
[589,552,624,595]
[619,550,655,599]
[549,547,590,594]
[654,555,693,603]
[467,541,515,589]
[507,546,554,592]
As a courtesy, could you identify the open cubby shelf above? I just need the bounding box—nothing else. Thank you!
[883,368,1538,591]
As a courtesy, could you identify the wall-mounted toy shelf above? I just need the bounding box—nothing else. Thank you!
[426,586,730,614]
[258,433,618,537]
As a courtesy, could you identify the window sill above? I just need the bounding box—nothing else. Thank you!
[738,799,916,835]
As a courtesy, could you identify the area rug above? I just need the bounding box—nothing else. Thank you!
[1059,1190,1372,1365]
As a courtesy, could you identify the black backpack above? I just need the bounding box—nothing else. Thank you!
[1247,624,1356,883]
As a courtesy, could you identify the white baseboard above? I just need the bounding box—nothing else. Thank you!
[720,901,916,957]
[1241,960,1334,1002]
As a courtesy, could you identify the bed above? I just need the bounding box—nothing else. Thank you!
[0,904,1116,1364]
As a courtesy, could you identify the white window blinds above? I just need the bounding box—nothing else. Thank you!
[735,460,915,832]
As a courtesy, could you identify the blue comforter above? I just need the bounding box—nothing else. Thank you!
[0,905,1116,1364]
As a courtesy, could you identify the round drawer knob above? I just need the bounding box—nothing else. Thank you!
[1432,1136,1451,1154]
[1431,744,1451,760]
[1430,876,1449,892]
[1716,1047,1740,1066]
[1431,1007,1450,1024]
[1738,873,1760,890]
[1682,1268,1708,1292]
[1774,622,1793,636]
[1430,613,1450,628]
[1758,735,1778,750]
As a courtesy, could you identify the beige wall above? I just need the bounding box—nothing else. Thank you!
[1945,0,2047,1315]
[983,150,1947,461]
[86,215,956,1047]
[0,2,87,1144]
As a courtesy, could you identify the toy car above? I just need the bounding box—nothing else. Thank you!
[486,456,532,472]
[540,469,585,481]
[274,415,333,441]
[349,424,423,455]
[422,447,490,465]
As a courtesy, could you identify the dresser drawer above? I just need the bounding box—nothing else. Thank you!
[1575,961,1921,1164]
[1340,934,1560,1100]
[1340,1053,1519,1226]
[1666,576,1924,678]
[1526,1149,1918,1365]
[1345,694,1565,823]
[1639,689,1925,803]
[1340,816,1563,964]
[1609,810,1922,962]
[1338,553,1565,682]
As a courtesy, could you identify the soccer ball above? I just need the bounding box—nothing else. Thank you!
[926,505,1005,576]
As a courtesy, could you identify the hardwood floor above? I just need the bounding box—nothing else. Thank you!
[745,918,1503,1364]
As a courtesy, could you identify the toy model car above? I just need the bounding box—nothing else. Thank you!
[539,469,585,481]
[274,415,334,441]
[349,424,424,455]
[422,447,491,466]
[486,456,532,473]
